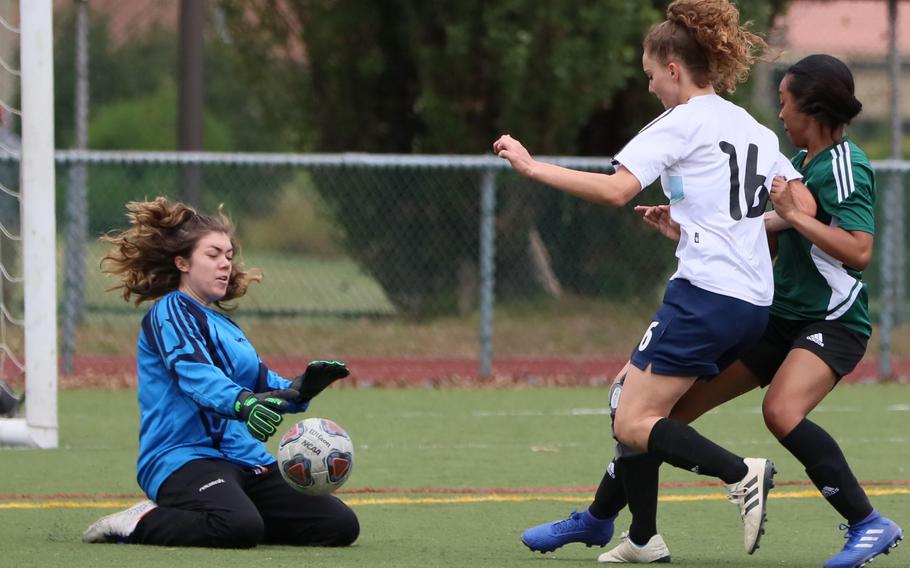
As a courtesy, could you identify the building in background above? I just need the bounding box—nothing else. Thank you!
[54,0,177,47]
[760,0,910,155]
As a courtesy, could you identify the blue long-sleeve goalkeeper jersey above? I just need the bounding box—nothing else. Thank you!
[135,290,308,500]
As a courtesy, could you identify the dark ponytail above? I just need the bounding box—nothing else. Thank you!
[785,54,862,129]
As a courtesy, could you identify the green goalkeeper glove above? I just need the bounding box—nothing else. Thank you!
[290,360,350,403]
[234,389,299,442]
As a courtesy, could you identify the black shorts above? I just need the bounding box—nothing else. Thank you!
[133,458,359,547]
[739,315,869,387]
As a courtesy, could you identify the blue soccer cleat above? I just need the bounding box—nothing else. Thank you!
[521,510,616,553]
[823,511,903,568]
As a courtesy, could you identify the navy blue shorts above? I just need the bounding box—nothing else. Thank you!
[630,279,770,379]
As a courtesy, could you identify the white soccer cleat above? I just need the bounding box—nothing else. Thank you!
[83,500,157,544]
[725,457,776,554]
[597,532,671,563]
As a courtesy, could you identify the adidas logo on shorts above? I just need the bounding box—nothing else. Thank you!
[821,486,840,497]
[806,333,825,347]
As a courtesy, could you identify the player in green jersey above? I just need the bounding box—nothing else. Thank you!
[522,54,902,568]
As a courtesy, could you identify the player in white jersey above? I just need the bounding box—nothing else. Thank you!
[496,0,800,561]
[615,90,796,306]
[612,54,902,568]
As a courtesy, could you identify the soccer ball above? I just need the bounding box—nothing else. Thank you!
[278,417,354,496]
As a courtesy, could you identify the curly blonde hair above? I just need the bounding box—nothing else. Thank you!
[644,0,767,94]
[100,196,261,309]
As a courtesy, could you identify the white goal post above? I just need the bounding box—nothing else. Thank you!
[0,0,57,448]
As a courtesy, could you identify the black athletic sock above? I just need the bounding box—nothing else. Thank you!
[588,457,628,520]
[647,417,748,484]
[779,418,873,524]
[619,453,661,546]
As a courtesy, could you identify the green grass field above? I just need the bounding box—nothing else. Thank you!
[2,385,908,568]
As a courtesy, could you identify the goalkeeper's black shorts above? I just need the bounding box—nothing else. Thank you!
[132,458,359,548]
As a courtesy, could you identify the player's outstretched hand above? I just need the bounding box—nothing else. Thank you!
[633,204,680,241]
[493,134,536,177]
[234,389,299,442]
[291,360,350,403]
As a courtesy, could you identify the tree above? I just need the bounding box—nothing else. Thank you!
[53,4,285,152]
[52,4,292,237]
[217,0,790,316]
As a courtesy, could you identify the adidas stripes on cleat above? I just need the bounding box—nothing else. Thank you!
[823,511,903,568]
[521,510,616,553]
[725,457,776,554]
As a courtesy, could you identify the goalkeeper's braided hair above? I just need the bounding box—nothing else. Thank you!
[100,196,261,308]
[644,0,767,94]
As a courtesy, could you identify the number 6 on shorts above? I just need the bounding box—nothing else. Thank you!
[638,321,660,351]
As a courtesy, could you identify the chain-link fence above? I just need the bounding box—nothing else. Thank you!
[1,150,908,380]
[52,151,679,378]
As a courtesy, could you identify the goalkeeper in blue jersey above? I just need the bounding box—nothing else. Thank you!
[82,197,358,548]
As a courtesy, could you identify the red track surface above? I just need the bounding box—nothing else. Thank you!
[60,355,910,386]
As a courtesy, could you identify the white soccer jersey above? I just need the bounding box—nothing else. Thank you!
[616,94,800,306]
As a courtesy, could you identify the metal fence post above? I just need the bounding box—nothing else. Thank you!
[62,160,87,374]
[879,171,899,379]
[895,181,906,326]
[888,0,905,324]
[478,169,496,379]
[62,0,90,374]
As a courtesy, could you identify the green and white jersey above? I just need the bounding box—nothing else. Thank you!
[771,136,875,336]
